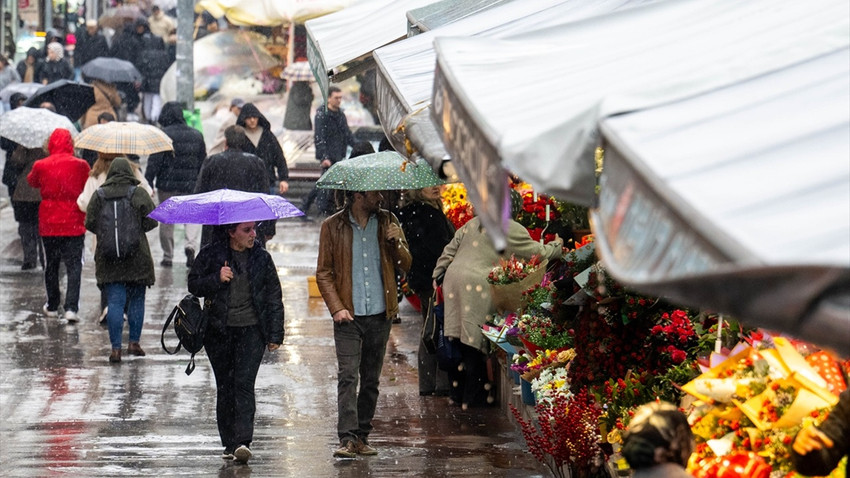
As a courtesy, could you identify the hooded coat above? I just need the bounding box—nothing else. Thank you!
[145,102,206,193]
[16,47,44,83]
[236,103,288,189]
[85,157,157,287]
[27,129,90,237]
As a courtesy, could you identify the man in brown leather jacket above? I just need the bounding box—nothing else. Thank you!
[316,189,411,459]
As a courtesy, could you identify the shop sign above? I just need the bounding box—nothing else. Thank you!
[595,146,728,282]
[432,62,509,250]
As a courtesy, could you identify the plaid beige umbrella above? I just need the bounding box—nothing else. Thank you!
[74,122,173,155]
[280,61,314,82]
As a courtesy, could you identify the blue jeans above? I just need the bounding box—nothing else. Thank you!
[204,325,266,450]
[333,313,391,444]
[105,282,146,349]
[42,235,84,313]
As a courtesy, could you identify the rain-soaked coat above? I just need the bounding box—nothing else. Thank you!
[145,102,206,194]
[188,238,285,345]
[27,129,90,237]
[85,157,157,287]
[235,103,288,189]
[432,217,563,353]
[82,79,121,129]
[316,207,412,320]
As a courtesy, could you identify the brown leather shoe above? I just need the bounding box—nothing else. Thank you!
[109,349,121,363]
[128,342,146,357]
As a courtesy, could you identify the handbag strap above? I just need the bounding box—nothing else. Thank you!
[185,353,196,375]
[160,305,183,355]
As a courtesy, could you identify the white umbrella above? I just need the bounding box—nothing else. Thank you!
[0,107,79,148]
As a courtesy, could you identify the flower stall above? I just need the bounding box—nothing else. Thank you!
[478,234,849,478]
[436,180,848,477]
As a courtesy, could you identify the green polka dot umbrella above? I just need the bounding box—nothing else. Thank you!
[316,151,445,191]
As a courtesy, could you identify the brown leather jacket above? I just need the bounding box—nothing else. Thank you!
[316,207,412,320]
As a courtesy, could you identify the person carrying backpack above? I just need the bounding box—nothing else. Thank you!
[85,157,158,363]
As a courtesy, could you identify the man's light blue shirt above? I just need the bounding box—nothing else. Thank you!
[349,212,386,316]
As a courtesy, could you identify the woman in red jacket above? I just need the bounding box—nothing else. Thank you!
[27,129,91,322]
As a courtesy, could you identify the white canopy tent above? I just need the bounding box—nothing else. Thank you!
[405,0,514,36]
[593,48,850,353]
[374,0,656,178]
[431,0,850,250]
[305,0,437,99]
[195,0,354,26]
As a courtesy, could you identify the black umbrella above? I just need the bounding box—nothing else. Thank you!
[81,57,142,84]
[23,80,96,121]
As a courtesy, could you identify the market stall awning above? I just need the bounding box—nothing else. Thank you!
[374,0,654,188]
[305,0,437,99]
[431,0,850,251]
[592,48,850,354]
[196,0,353,26]
[405,0,514,36]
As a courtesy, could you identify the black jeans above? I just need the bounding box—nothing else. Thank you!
[42,235,84,313]
[205,324,266,450]
[333,313,391,444]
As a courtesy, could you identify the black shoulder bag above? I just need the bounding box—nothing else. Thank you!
[161,294,208,375]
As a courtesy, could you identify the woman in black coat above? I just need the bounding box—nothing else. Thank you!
[398,185,455,396]
[188,221,284,463]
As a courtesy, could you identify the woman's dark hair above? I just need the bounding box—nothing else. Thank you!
[622,401,694,470]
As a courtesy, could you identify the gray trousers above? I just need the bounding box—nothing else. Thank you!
[157,190,201,261]
[334,313,391,444]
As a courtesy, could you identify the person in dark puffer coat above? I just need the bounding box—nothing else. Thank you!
[188,220,284,463]
[145,101,206,267]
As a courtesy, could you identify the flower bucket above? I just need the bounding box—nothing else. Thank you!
[511,368,521,385]
[520,378,536,406]
[490,260,547,314]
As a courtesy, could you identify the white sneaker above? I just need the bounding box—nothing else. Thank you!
[42,304,58,318]
[64,310,78,323]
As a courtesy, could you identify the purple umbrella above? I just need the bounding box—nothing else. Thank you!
[148,189,304,225]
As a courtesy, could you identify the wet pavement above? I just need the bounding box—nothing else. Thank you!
[0,166,548,476]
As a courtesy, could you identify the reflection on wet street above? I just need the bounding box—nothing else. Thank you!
[0,207,548,477]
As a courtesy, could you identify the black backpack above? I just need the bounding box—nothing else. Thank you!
[161,294,209,375]
[96,186,140,259]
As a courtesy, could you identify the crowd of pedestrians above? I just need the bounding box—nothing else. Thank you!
[0,67,470,466]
